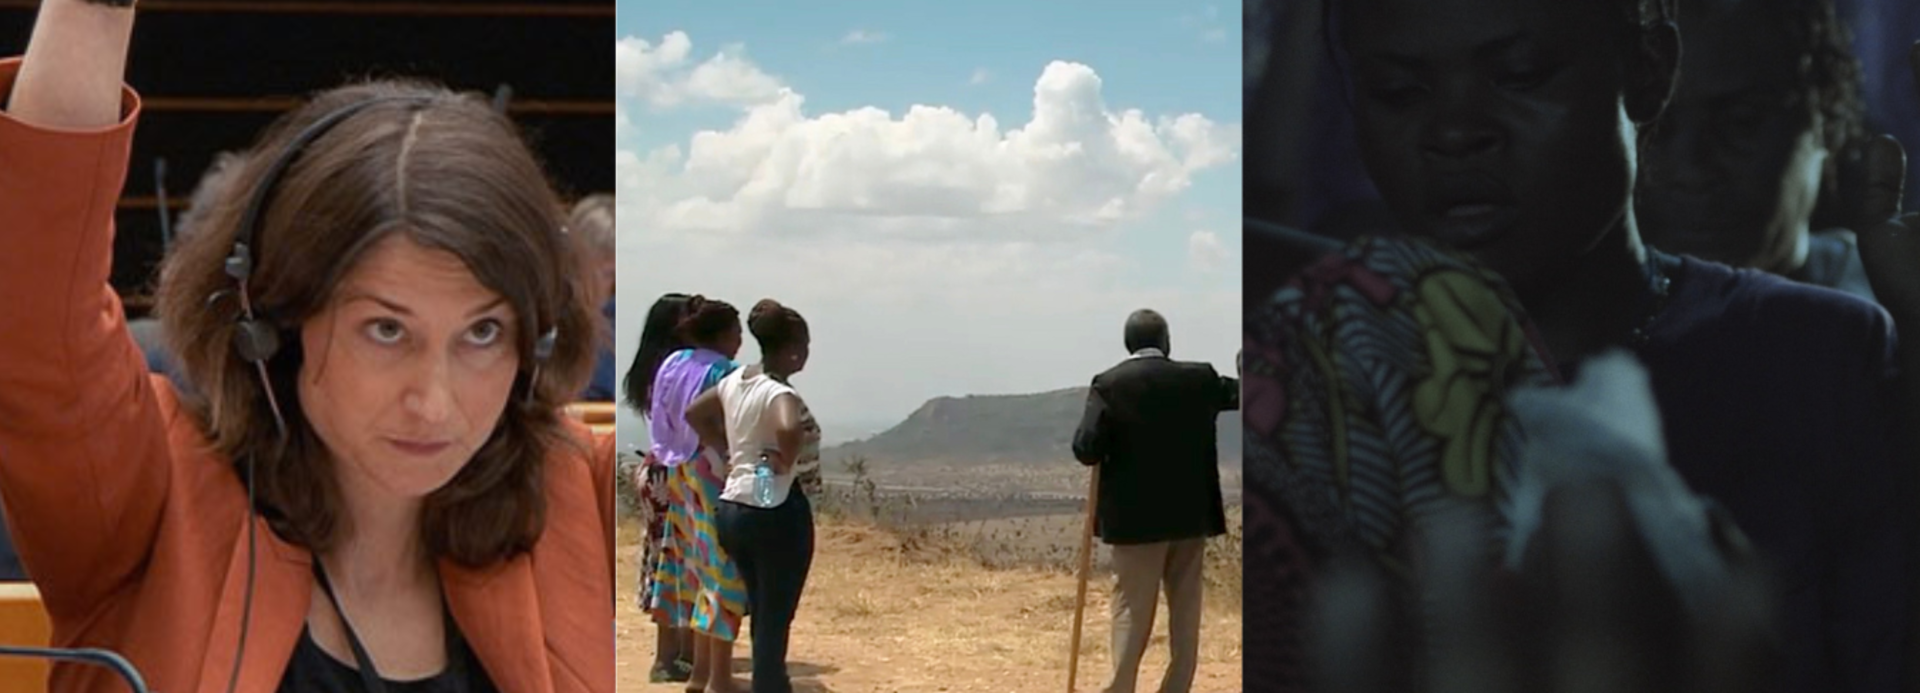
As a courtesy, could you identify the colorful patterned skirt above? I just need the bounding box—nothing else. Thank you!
[636,454,686,625]
[675,453,747,641]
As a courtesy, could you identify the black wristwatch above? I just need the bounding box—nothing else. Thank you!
[81,0,136,7]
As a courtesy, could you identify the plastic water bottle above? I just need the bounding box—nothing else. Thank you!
[754,453,776,506]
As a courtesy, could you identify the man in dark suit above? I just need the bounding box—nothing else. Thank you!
[1072,309,1239,693]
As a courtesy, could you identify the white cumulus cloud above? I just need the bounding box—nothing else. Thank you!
[1189,230,1228,272]
[615,31,785,108]
[620,58,1240,240]
[615,32,1241,425]
[840,29,889,45]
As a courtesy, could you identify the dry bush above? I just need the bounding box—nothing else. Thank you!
[614,451,644,520]
[812,455,1244,614]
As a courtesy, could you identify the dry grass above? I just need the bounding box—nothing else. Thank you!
[615,457,1244,692]
[873,512,1245,610]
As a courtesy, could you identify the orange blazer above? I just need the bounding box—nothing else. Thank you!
[0,59,616,693]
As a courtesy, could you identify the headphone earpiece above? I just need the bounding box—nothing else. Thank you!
[232,320,282,365]
[522,326,558,406]
[220,95,432,367]
[224,244,253,281]
[533,327,558,362]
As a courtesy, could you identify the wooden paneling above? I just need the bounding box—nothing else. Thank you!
[0,583,50,693]
[0,1,613,317]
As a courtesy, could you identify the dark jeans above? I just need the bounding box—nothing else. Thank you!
[715,487,815,693]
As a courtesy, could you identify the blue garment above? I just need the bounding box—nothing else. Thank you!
[1640,251,1910,693]
[1789,228,1875,304]
[0,498,24,581]
[580,300,617,401]
[128,317,191,394]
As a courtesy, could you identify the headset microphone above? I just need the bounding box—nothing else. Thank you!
[217,95,431,693]
[212,92,564,693]
[154,157,172,249]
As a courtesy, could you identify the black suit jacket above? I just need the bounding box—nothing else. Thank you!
[1071,353,1239,545]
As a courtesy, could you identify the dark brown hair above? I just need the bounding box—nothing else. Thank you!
[154,79,598,567]
[1744,0,1864,201]
[622,293,692,416]
[748,299,807,354]
[676,295,740,346]
[173,151,245,246]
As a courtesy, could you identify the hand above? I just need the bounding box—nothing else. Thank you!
[1308,483,1776,693]
[760,448,792,474]
[1853,43,1920,320]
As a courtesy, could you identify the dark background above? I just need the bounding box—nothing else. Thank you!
[1243,0,1920,301]
[0,0,615,317]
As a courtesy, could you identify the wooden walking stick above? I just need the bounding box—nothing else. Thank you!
[1068,465,1101,692]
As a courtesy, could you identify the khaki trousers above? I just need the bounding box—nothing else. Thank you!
[1105,538,1206,693]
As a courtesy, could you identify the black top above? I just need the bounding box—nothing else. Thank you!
[1072,352,1240,544]
[276,614,497,693]
[277,560,498,693]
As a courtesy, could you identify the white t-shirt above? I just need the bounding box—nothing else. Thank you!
[715,367,822,508]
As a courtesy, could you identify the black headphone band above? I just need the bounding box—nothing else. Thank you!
[225,95,435,289]
[220,94,561,370]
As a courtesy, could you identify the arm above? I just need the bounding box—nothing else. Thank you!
[1071,381,1108,466]
[685,387,728,460]
[629,453,652,490]
[766,393,805,474]
[1851,46,1920,466]
[1218,374,1241,413]
[9,0,134,128]
[0,0,171,625]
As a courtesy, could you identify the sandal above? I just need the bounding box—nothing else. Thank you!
[649,658,694,683]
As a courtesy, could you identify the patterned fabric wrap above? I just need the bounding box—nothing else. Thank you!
[1241,235,1558,690]
[683,450,748,640]
[636,454,679,624]
[650,461,696,629]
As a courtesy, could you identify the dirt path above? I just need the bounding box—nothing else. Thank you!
[615,520,1243,693]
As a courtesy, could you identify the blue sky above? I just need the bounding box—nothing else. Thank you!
[619,1,1240,146]
[615,0,1243,448]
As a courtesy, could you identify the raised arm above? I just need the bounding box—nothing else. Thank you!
[1229,350,1243,410]
[1217,370,1241,413]
[0,0,171,624]
[1071,380,1108,466]
[1854,46,1920,471]
[9,0,134,128]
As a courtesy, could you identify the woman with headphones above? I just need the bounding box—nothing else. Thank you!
[0,2,614,692]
